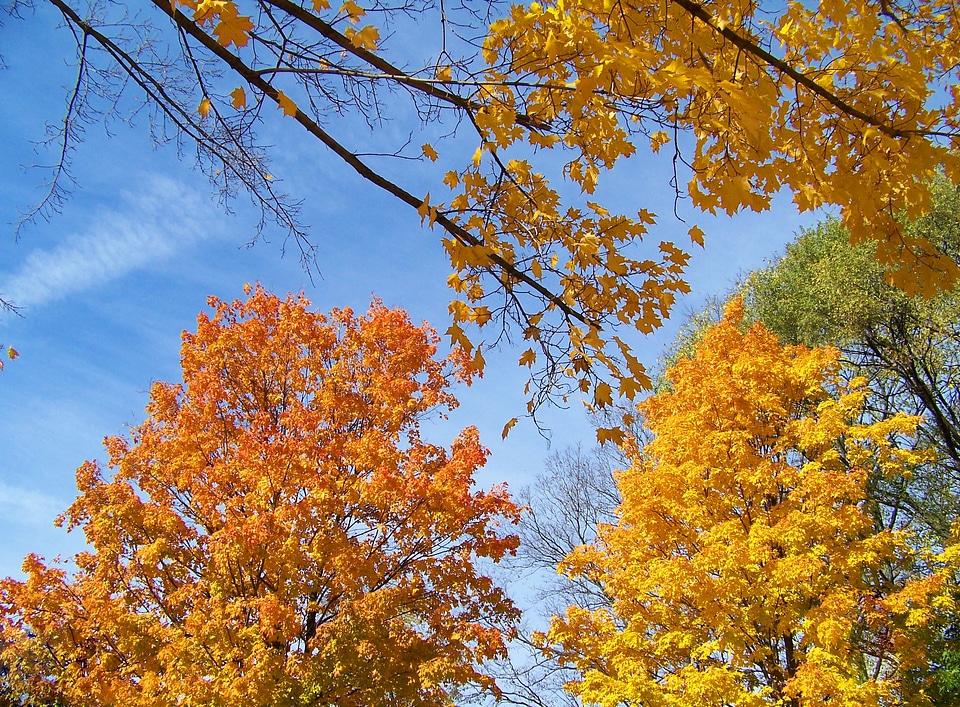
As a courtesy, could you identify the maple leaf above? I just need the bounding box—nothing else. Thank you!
[276,90,298,117]
[229,86,246,109]
[214,13,253,47]
[339,0,365,21]
[688,225,705,248]
[346,24,379,50]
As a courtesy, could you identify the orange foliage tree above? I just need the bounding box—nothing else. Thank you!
[0,286,520,707]
[543,300,955,706]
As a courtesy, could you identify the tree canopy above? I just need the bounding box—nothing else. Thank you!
[744,177,960,545]
[9,0,960,420]
[0,286,520,707]
[542,301,957,706]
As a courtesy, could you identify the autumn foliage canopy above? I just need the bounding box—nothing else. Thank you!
[21,0,960,423]
[544,301,957,706]
[0,286,520,706]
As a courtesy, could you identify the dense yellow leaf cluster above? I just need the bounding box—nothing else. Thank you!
[0,286,520,706]
[64,0,960,416]
[543,300,955,706]
[481,0,960,292]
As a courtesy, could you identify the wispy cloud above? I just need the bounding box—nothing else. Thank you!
[0,481,66,527]
[1,176,221,309]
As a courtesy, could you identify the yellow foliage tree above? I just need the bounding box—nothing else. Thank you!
[543,300,955,706]
[0,286,520,707]
[15,0,960,418]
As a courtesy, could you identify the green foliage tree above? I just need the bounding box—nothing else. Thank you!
[746,175,960,545]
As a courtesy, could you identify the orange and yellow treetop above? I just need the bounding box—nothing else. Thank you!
[544,300,954,706]
[0,286,520,707]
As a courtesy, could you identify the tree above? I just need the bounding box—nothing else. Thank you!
[513,444,620,616]
[8,0,960,421]
[470,444,622,707]
[633,178,960,701]
[745,175,960,545]
[0,285,521,707]
[542,300,955,706]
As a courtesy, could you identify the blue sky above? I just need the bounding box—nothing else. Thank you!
[0,3,822,581]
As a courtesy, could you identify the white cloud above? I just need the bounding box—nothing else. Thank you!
[0,481,66,527]
[1,176,221,309]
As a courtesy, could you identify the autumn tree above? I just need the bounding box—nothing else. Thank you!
[542,300,956,706]
[8,0,960,420]
[0,285,520,707]
[746,178,960,544]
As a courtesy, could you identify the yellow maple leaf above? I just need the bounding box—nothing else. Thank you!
[471,347,485,372]
[198,96,212,118]
[688,225,705,248]
[213,8,254,48]
[595,426,625,446]
[276,91,297,117]
[340,0,365,21]
[422,143,439,162]
[594,381,613,407]
[418,193,434,224]
[471,306,492,326]
[346,24,379,50]
[230,86,246,110]
[650,130,670,153]
[442,170,459,188]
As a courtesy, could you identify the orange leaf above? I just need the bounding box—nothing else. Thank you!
[276,91,297,117]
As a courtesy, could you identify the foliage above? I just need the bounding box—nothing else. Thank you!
[745,176,960,545]
[0,286,520,707]
[0,348,18,372]
[543,300,954,707]
[9,0,960,424]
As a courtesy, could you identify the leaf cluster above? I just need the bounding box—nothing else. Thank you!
[10,0,960,420]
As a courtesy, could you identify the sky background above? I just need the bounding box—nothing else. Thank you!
[0,2,823,583]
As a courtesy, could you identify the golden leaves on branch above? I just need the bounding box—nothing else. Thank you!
[478,0,960,300]
[153,0,960,421]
